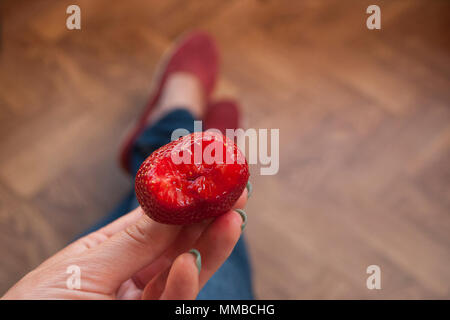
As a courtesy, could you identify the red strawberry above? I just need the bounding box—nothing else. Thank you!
[135,131,249,224]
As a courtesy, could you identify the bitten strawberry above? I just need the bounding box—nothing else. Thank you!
[135,131,249,225]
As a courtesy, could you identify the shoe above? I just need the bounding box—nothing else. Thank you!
[203,99,241,135]
[119,31,219,174]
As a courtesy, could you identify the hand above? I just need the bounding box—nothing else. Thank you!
[2,190,248,300]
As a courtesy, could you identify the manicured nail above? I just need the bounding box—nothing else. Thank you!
[189,249,201,274]
[235,209,247,231]
[246,181,253,199]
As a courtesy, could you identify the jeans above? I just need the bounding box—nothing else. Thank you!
[83,109,254,300]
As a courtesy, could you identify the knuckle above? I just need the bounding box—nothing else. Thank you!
[124,217,156,247]
[81,231,109,249]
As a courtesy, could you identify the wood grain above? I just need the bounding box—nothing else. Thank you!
[0,0,449,298]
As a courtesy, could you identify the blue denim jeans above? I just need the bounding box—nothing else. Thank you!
[83,109,254,299]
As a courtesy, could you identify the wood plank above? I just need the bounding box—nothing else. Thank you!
[0,0,449,298]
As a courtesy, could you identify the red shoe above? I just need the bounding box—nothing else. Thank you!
[203,99,241,134]
[119,31,219,174]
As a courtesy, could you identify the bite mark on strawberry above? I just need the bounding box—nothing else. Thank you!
[135,131,249,225]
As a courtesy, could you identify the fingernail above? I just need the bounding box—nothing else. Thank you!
[246,181,253,199]
[235,209,247,231]
[189,249,201,274]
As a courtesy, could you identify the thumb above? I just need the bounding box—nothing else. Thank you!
[79,213,182,293]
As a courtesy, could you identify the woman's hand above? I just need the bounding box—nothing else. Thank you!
[2,190,248,300]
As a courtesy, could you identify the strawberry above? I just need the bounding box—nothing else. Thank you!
[135,131,249,224]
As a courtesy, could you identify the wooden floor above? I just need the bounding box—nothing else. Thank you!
[1,0,449,298]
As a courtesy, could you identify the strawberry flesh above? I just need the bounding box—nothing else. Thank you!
[135,131,249,224]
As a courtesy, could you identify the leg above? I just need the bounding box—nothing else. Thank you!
[82,32,254,299]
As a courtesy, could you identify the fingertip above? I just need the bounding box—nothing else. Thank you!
[246,181,252,198]
[160,252,199,300]
[174,252,200,278]
[219,210,244,230]
[188,249,202,274]
[210,210,244,245]
[234,209,247,231]
[233,188,248,209]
